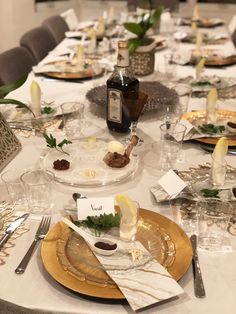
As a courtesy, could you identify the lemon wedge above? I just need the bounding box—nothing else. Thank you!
[115,194,137,223]
[213,137,228,162]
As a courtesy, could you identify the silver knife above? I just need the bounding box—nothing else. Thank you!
[0,213,29,250]
[190,234,206,298]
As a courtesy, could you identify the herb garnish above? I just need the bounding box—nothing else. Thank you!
[43,133,72,155]
[41,106,55,115]
[191,81,211,87]
[198,124,225,135]
[73,213,121,237]
[200,188,220,198]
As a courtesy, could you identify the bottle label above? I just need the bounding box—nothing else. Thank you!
[108,89,122,123]
[117,48,129,67]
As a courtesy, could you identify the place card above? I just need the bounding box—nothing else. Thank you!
[77,197,115,220]
[158,169,187,197]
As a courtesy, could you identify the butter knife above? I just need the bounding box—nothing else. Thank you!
[190,234,206,298]
[0,214,29,250]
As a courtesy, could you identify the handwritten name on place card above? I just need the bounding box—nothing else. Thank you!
[77,197,115,220]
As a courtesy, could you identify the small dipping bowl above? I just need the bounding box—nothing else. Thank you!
[92,239,117,256]
[226,122,236,134]
[230,184,236,200]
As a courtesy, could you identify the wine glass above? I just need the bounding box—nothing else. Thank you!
[123,90,148,143]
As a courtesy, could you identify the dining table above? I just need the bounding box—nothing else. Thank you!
[0,14,236,314]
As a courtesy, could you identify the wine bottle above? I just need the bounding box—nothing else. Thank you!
[106,40,139,133]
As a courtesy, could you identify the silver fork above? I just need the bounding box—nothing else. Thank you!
[15,216,51,274]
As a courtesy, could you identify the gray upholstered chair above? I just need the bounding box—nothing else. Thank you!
[232,29,236,46]
[134,0,179,12]
[0,47,35,85]
[42,15,69,44]
[20,27,57,63]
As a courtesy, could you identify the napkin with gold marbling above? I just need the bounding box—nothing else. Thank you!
[94,239,184,311]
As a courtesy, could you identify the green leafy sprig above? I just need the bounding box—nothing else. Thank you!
[123,6,163,54]
[43,133,72,156]
[73,213,121,237]
[198,124,225,135]
[0,75,35,117]
[200,188,220,198]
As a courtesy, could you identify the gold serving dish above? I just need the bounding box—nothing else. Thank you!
[41,209,192,300]
[182,110,236,146]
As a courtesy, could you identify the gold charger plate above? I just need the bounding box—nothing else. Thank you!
[191,54,236,67]
[43,60,104,80]
[41,208,192,300]
[182,110,236,146]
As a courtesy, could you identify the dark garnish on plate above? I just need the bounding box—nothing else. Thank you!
[198,124,225,135]
[41,106,55,115]
[200,188,220,198]
[53,159,70,170]
[94,241,117,251]
[227,122,236,129]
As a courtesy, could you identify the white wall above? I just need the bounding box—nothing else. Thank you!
[0,0,81,53]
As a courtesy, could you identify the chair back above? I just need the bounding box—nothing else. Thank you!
[0,47,35,85]
[20,27,56,63]
[42,15,69,44]
[232,29,236,46]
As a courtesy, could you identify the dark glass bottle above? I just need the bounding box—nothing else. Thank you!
[106,41,139,133]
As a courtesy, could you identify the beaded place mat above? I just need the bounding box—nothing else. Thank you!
[86,81,179,113]
[0,202,29,265]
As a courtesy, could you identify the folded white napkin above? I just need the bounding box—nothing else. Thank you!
[173,49,192,65]
[65,31,84,38]
[77,21,94,30]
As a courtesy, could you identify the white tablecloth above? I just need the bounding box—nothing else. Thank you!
[0,22,236,314]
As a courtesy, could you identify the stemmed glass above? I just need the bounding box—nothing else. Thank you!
[123,90,148,143]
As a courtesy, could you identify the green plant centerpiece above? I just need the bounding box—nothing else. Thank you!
[123,5,163,76]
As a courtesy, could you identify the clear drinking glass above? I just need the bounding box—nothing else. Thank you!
[174,84,192,116]
[60,102,85,140]
[170,199,198,235]
[21,169,54,214]
[159,122,186,170]
[1,170,26,205]
[119,201,139,242]
[197,198,232,251]
[211,156,227,187]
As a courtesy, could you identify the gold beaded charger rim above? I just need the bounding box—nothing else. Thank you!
[182,109,236,146]
[190,54,236,67]
[41,208,192,300]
